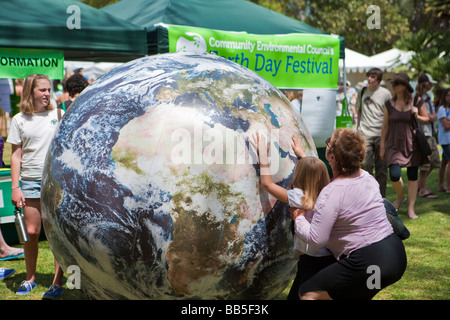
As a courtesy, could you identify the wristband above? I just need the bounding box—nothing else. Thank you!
[12,186,20,190]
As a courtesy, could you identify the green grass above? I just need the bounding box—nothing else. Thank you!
[1,140,449,299]
[373,168,449,300]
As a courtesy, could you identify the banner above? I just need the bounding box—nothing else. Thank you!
[0,47,64,79]
[167,25,340,89]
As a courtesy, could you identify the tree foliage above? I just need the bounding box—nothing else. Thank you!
[78,0,119,9]
[251,0,410,55]
[394,0,449,83]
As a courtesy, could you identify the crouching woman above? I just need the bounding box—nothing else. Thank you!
[291,128,407,300]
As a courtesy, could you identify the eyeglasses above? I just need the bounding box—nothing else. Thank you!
[325,137,331,148]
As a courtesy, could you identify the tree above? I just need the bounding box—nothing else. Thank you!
[78,0,119,8]
[250,0,410,55]
[394,0,449,84]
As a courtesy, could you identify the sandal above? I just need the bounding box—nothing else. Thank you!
[419,192,438,198]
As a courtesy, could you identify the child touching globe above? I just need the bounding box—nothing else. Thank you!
[251,132,335,300]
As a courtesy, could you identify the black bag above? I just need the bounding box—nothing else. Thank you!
[412,95,432,156]
[412,116,432,156]
[383,198,410,240]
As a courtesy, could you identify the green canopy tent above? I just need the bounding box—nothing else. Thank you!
[103,0,345,59]
[0,0,147,63]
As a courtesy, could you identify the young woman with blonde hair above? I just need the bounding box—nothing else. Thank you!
[7,74,64,298]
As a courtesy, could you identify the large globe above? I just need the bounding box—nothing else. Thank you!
[41,52,317,299]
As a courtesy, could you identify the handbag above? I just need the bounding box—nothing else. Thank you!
[383,198,410,240]
[336,97,353,128]
[412,115,432,156]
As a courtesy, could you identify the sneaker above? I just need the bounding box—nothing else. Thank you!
[42,284,64,300]
[0,268,15,280]
[16,280,37,295]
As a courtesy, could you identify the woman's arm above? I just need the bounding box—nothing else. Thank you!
[440,116,450,131]
[292,190,337,249]
[412,97,430,124]
[380,106,389,161]
[10,144,25,207]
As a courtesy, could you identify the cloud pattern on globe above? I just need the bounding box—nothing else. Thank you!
[41,52,316,299]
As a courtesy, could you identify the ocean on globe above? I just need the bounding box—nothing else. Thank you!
[41,52,317,299]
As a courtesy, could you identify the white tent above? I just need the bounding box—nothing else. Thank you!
[63,61,122,81]
[367,48,414,72]
[339,48,371,73]
[342,48,414,73]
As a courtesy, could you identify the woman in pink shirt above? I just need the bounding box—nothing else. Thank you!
[291,128,407,300]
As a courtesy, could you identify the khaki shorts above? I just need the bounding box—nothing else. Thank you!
[420,136,441,171]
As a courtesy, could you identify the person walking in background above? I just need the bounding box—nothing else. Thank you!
[7,74,63,297]
[380,73,429,219]
[356,68,391,197]
[416,74,440,198]
[437,88,450,193]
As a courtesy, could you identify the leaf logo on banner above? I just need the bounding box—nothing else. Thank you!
[176,32,207,54]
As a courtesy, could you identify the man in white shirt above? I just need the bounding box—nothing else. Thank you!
[356,68,392,197]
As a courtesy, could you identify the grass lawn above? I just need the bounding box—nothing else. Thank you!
[0,142,449,300]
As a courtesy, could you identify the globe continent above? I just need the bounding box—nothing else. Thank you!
[41,52,317,299]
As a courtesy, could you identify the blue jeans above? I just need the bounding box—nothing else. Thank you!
[20,180,42,199]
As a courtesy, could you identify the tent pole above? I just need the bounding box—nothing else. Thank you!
[342,58,347,99]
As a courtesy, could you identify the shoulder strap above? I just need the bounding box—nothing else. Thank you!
[359,86,367,108]
[385,98,392,110]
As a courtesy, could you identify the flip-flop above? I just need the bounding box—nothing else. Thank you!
[0,249,24,261]
[419,192,438,198]
[393,197,407,210]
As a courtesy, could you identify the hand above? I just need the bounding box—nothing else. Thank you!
[291,135,306,159]
[429,112,437,122]
[11,188,25,208]
[380,145,385,161]
[289,207,307,220]
[411,106,419,118]
[250,132,269,155]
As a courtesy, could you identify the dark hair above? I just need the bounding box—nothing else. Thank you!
[328,128,366,175]
[65,73,89,97]
[439,88,450,109]
[366,67,383,83]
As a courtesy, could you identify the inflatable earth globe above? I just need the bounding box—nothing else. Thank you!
[41,52,317,299]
